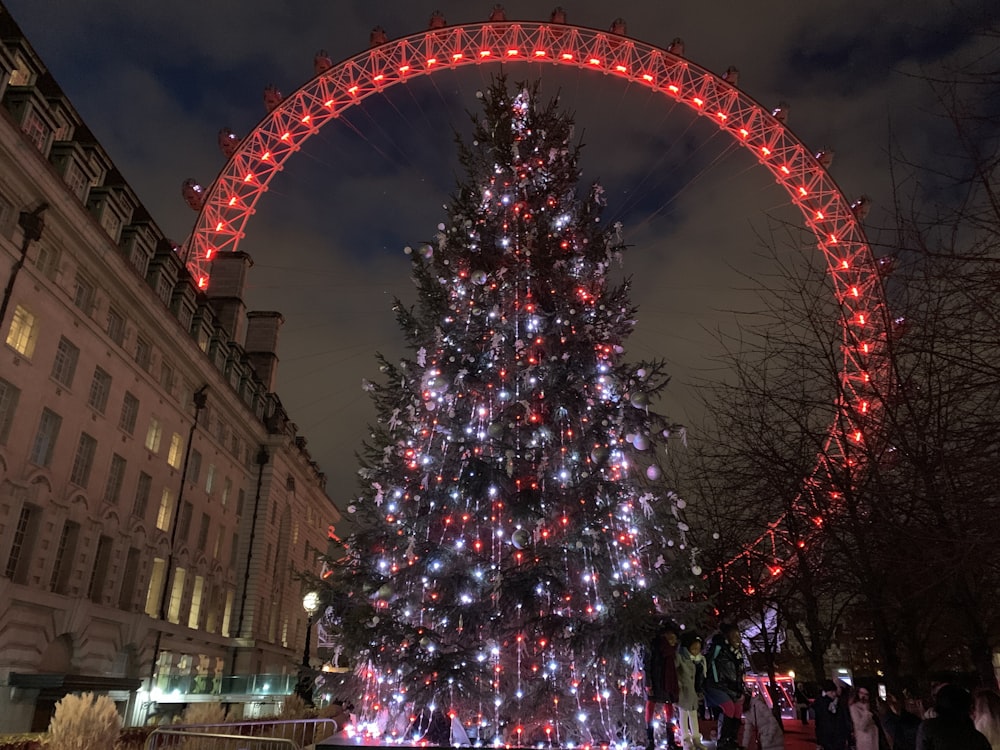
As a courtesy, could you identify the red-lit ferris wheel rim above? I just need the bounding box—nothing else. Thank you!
[184,19,890,559]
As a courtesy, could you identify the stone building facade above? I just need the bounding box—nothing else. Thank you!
[0,4,340,732]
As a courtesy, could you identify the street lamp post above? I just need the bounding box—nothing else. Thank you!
[296,591,320,705]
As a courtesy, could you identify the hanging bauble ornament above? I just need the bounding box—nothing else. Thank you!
[591,446,609,465]
[403,245,413,255]
[633,435,649,451]
[420,636,432,648]
[377,583,394,599]
[675,498,687,510]
[487,422,504,439]
[419,243,434,259]
[691,565,702,576]
[347,504,357,514]
[631,392,650,408]
[646,465,661,480]
[678,522,689,532]
[511,529,531,549]
[471,270,488,285]
[425,401,437,411]
[636,368,647,379]
[712,532,720,540]
[625,433,637,445]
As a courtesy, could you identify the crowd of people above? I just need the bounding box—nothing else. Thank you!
[642,620,1000,750]
[808,678,1000,750]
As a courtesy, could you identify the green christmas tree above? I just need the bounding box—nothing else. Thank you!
[321,78,694,745]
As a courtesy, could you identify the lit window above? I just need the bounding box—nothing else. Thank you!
[119,391,139,435]
[221,588,234,637]
[88,367,112,413]
[51,336,80,387]
[29,408,61,467]
[21,108,52,154]
[145,557,167,617]
[6,304,39,358]
[145,417,162,453]
[167,567,186,624]
[156,488,174,531]
[0,377,21,445]
[205,464,216,494]
[188,575,205,629]
[221,477,231,507]
[167,432,183,469]
[69,432,98,487]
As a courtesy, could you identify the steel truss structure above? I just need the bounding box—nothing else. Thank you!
[183,18,892,572]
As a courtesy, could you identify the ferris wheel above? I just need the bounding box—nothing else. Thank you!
[180,7,893,574]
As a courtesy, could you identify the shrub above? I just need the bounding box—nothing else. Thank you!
[47,692,121,750]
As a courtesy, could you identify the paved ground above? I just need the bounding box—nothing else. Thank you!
[697,716,816,749]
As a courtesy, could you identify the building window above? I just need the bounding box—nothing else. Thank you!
[69,432,98,487]
[167,567,186,624]
[229,532,239,569]
[50,521,80,594]
[0,377,20,445]
[177,501,193,543]
[221,589,234,637]
[197,513,210,551]
[167,432,183,469]
[106,308,125,345]
[156,275,173,305]
[5,505,39,583]
[51,336,80,388]
[160,361,174,395]
[103,453,127,504]
[119,547,140,611]
[64,160,90,202]
[133,471,152,518]
[145,417,162,453]
[87,535,113,603]
[205,464,216,494]
[212,527,223,560]
[156,488,174,531]
[101,206,122,242]
[34,242,61,280]
[221,477,232,507]
[88,367,112,413]
[135,336,152,371]
[29,408,62,467]
[6,304,39,358]
[73,274,95,315]
[188,575,205,630]
[0,192,14,238]
[22,108,52,153]
[189,449,202,483]
[119,391,139,435]
[145,557,166,617]
[129,244,150,277]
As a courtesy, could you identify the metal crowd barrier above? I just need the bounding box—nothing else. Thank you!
[144,718,340,750]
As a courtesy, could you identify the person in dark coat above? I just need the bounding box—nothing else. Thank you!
[916,683,991,750]
[644,621,681,750]
[813,680,851,750]
[884,692,921,750]
[702,624,747,750]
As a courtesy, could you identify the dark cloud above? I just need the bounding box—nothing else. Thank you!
[5,0,990,503]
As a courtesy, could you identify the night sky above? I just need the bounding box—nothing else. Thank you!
[5,0,995,506]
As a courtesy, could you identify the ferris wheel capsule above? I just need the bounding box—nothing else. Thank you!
[771,101,790,123]
[182,179,206,211]
[550,6,567,23]
[610,18,627,35]
[314,50,333,74]
[489,5,506,22]
[722,66,740,86]
[851,195,871,220]
[428,10,446,29]
[218,128,240,159]
[263,85,284,112]
[814,148,835,168]
[667,38,685,57]
[369,26,388,47]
